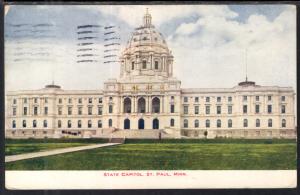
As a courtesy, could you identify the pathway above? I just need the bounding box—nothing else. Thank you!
[5,143,121,163]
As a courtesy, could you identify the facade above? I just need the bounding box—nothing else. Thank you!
[5,10,296,139]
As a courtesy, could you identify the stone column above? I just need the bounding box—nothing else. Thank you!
[121,97,124,113]
[149,96,152,113]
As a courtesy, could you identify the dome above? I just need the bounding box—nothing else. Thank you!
[124,23,170,55]
[119,9,174,81]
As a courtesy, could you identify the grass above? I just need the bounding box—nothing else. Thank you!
[5,138,108,156]
[5,139,297,170]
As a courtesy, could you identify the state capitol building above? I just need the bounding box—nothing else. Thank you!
[5,10,296,139]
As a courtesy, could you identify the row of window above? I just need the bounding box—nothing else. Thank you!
[181,119,287,128]
[13,104,287,116]
[12,96,287,105]
[13,98,49,104]
[131,60,160,70]
[58,97,105,104]
[182,105,286,115]
[12,119,107,129]
[13,105,113,116]
[12,118,287,129]
[182,95,286,103]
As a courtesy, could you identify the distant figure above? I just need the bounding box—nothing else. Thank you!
[158,131,162,140]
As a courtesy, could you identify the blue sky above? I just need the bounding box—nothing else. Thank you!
[5,4,296,91]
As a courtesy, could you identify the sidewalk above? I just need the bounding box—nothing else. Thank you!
[5,143,121,163]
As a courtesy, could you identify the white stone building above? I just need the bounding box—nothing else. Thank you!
[5,10,296,139]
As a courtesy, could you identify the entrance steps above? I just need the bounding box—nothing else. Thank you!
[110,129,175,139]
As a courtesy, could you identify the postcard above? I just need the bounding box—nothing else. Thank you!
[4,3,297,189]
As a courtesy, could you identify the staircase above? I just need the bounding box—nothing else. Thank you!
[110,129,176,139]
[109,137,125,144]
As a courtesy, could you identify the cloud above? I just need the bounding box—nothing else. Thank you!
[4,4,296,92]
[96,5,238,27]
[167,5,296,89]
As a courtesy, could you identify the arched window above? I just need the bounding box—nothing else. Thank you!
[206,119,210,128]
[58,120,62,128]
[170,118,175,127]
[68,120,72,128]
[12,120,16,128]
[194,119,199,128]
[138,97,146,113]
[43,120,47,128]
[88,120,92,128]
[22,120,26,128]
[256,119,260,127]
[98,120,102,128]
[108,119,113,127]
[154,61,159,69]
[33,120,37,128]
[268,119,272,127]
[243,119,248,127]
[282,119,286,128]
[183,119,188,128]
[142,60,147,69]
[123,97,131,113]
[78,120,82,128]
[228,119,232,128]
[217,119,221,128]
[152,97,160,113]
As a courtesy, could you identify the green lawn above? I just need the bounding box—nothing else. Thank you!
[5,139,297,170]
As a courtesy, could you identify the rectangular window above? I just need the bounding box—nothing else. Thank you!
[34,107,38,115]
[58,107,62,115]
[68,107,72,115]
[205,106,210,114]
[281,96,285,101]
[44,107,48,115]
[281,105,286,114]
[184,106,188,114]
[78,98,82,104]
[268,95,272,101]
[194,106,199,114]
[228,105,232,114]
[68,98,72,104]
[243,96,247,101]
[59,98,62,104]
[243,105,247,114]
[99,97,102,104]
[255,105,260,113]
[13,99,17,104]
[206,97,210,102]
[155,61,159,69]
[228,96,232,102]
[88,107,92,115]
[268,105,272,113]
[256,96,260,101]
[88,98,92,104]
[217,106,221,114]
[195,97,199,102]
[78,107,82,115]
[184,97,188,103]
[23,107,27,115]
[217,97,221,102]
[45,98,48,104]
[132,62,135,70]
[34,98,38,103]
[109,105,113,113]
[170,105,175,113]
[23,98,27,104]
[13,107,17,116]
[142,60,147,69]
[98,107,102,115]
